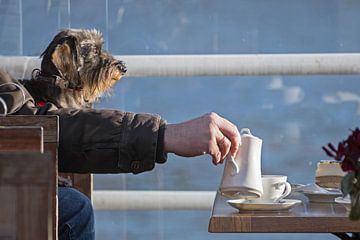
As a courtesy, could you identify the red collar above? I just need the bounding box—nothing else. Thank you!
[36,101,46,107]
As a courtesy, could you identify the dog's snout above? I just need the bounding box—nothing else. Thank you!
[117,61,127,74]
[111,60,127,80]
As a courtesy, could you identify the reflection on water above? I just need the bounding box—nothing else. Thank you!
[1,0,359,239]
[324,91,360,115]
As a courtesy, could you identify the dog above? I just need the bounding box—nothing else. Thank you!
[22,28,127,109]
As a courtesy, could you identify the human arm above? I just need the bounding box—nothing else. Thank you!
[163,112,241,165]
[53,110,240,173]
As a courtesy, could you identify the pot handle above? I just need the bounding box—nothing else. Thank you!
[228,155,239,175]
[240,128,252,136]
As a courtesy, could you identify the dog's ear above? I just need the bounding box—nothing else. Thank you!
[41,29,82,88]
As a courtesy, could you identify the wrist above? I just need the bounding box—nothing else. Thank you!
[164,123,177,153]
[155,122,167,163]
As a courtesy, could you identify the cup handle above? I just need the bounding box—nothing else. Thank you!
[275,182,292,202]
[228,155,239,175]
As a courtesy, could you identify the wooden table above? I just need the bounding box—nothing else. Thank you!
[208,191,360,239]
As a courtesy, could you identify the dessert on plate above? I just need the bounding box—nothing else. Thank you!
[315,160,345,189]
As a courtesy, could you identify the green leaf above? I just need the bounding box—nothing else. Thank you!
[356,175,360,189]
[341,172,355,196]
[349,191,360,221]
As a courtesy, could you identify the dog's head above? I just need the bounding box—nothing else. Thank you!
[40,28,126,103]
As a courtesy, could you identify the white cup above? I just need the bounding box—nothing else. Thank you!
[249,175,292,203]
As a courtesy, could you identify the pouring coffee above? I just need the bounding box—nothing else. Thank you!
[219,128,263,199]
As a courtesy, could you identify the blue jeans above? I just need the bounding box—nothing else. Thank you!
[58,187,95,240]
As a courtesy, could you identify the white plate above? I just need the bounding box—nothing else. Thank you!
[303,191,342,203]
[227,199,302,211]
[335,196,351,212]
[291,183,306,191]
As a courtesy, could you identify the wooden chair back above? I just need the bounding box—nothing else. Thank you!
[0,123,54,239]
[0,116,58,240]
[0,115,93,240]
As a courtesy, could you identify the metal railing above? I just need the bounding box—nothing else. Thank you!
[1,53,360,79]
[93,191,216,210]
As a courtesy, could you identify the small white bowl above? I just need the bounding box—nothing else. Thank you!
[334,196,351,212]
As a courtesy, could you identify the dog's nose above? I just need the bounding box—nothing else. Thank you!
[117,61,127,74]
[112,61,127,80]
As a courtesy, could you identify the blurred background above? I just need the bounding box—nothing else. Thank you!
[1,0,360,239]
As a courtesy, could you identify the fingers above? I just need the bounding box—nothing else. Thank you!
[217,116,241,158]
[217,134,231,164]
[202,112,241,165]
[208,128,232,165]
[208,140,221,165]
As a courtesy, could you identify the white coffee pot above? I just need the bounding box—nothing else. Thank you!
[219,128,263,199]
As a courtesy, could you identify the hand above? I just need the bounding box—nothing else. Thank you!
[163,112,241,165]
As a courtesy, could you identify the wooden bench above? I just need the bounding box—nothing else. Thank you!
[0,116,93,239]
[0,126,54,240]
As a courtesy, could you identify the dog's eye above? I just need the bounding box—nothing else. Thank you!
[80,45,91,56]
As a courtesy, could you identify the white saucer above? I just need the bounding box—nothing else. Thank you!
[335,196,351,212]
[227,199,302,211]
[302,191,342,203]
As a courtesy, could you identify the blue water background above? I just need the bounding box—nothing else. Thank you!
[1,1,360,239]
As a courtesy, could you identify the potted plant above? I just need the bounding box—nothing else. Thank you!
[323,128,360,220]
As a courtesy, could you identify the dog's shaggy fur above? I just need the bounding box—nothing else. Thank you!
[22,28,126,108]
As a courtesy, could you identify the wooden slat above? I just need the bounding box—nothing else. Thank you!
[73,174,93,201]
[0,153,54,240]
[0,115,59,143]
[44,143,58,240]
[0,126,43,153]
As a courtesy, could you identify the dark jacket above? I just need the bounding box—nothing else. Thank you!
[0,69,167,174]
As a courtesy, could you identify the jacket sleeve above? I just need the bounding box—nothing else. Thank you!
[0,69,38,115]
[47,108,168,174]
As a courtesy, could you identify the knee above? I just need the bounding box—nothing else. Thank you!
[75,190,94,221]
[76,192,94,228]
[58,187,95,240]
